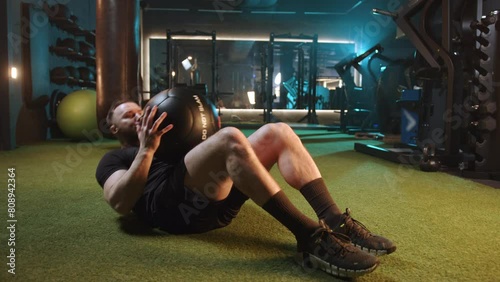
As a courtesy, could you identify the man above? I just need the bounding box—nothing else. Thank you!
[96,99,396,278]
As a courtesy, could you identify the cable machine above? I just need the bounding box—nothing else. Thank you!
[333,44,383,132]
[165,30,217,103]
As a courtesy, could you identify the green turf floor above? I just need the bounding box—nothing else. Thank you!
[0,129,499,281]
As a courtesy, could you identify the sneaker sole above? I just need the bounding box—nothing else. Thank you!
[294,252,379,278]
[354,243,397,256]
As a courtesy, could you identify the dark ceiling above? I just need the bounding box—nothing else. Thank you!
[143,0,408,79]
[143,0,390,15]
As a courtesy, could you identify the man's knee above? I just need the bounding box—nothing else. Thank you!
[216,127,245,142]
[273,122,294,135]
[215,127,250,156]
[258,122,293,145]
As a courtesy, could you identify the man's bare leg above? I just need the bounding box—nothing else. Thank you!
[184,123,339,216]
[183,126,319,240]
[246,122,321,188]
[183,126,282,205]
[184,123,323,199]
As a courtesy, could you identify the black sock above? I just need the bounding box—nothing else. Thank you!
[300,178,343,227]
[262,190,318,243]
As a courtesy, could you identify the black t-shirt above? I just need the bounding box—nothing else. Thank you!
[95,147,174,224]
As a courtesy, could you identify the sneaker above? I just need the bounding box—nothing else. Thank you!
[332,208,397,255]
[295,220,379,278]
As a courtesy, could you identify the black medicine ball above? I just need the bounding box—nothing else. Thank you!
[145,87,220,163]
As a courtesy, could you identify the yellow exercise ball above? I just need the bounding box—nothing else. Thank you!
[56,89,97,140]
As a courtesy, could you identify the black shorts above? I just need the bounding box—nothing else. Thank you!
[151,159,247,234]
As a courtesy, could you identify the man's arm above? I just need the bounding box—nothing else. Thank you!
[102,148,155,215]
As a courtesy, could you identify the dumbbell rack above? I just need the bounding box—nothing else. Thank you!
[355,0,500,180]
[467,10,500,175]
[41,2,96,139]
[44,2,96,89]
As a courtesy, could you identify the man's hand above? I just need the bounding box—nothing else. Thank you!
[136,106,173,152]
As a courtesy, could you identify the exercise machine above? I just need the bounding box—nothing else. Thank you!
[355,0,500,179]
[263,33,319,124]
[367,51,415,135]
[165,30,217,103]
[333,44,383,133]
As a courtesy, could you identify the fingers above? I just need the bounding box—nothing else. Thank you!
[152,111,173,136]
[140,106,172,136]
[151,111,166,131]
[139,106,160,128]
[142,106,156,129]
[139,106,149,129]
[160,124,174,135]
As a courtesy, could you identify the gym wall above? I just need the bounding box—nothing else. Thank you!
[1,0,96,149]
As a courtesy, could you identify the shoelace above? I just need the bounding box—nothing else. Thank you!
[341,209,373,240]
[311,220,355,257]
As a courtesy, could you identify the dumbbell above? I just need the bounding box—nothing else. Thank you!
[470,101,497,115]
[471,20,490,34]
[471,116,497,132]
[479,102,497,115]
[419,143,441,172]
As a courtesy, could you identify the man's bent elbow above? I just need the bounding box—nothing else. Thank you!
[112,202,132,215]
[104,195,132,215]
